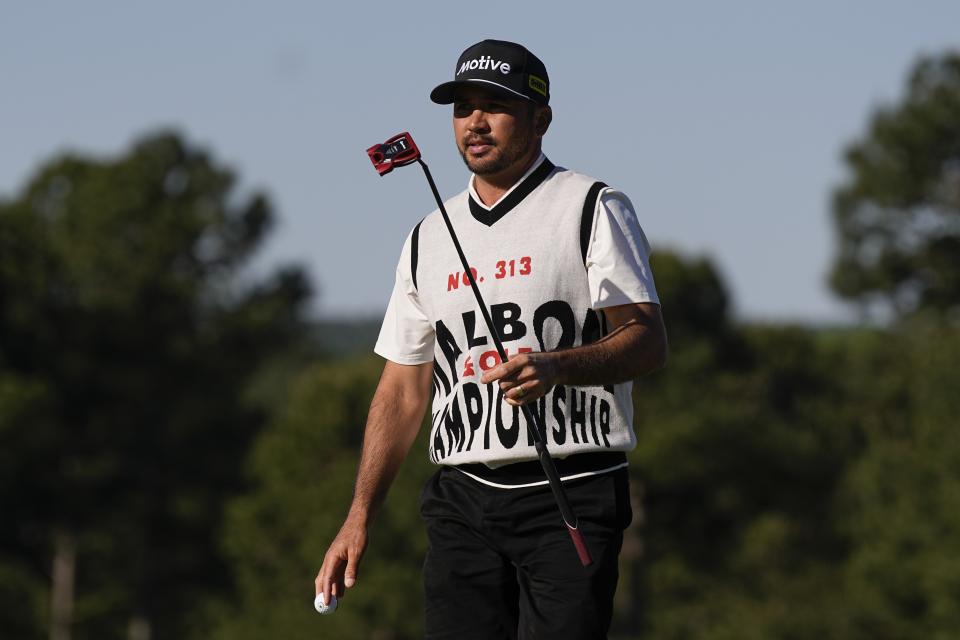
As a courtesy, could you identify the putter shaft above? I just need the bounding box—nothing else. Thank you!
[416,158,593,567]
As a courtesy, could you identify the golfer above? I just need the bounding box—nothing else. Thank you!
[317,39,667,639]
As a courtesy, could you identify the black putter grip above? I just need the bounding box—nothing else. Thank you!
[416,159,593,567]
[528,411,593,566]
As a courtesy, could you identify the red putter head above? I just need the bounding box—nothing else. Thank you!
[366,132,421,175]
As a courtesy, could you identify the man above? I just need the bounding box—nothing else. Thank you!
[317,39,666,638]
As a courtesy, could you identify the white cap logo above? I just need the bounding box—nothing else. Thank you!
[457,56,511,76]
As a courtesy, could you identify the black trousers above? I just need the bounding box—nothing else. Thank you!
[420,465,632,640]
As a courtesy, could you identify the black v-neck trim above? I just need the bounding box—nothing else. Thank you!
[468,158,556,227]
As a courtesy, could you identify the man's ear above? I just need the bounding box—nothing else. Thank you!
[535,106,552,137]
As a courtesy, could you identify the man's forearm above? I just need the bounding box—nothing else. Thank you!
[480,303,668,402]
[316,362,430,601]
[347,378,427,525]
[550,317,666,387]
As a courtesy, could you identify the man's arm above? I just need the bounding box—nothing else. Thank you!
[480,302,667,405]
[315,359,433,605]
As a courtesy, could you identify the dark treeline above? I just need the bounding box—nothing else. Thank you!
[1,52,958,639]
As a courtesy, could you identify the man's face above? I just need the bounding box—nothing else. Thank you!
[452,86,545,177]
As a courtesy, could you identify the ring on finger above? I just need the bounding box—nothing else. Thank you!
[515,384,526,398]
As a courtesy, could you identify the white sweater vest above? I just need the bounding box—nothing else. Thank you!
[410,159,637,468]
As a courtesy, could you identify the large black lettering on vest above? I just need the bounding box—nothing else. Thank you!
[429,298,617,463]
[462,311,488,349]
[492,302,526,342]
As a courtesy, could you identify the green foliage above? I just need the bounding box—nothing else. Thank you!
[837,325,960,640]
[0,131,310,638]
[625,307,960,638]
[0,373,51,638]
[0,553,46,640]
[206,356,435,640]
[650,249,732,346]
[628,317,860,639]
[830,51,960,320]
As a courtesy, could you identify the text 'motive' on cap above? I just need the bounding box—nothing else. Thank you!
[430,39,550,106]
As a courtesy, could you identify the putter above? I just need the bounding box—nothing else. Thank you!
[366,132,593,567]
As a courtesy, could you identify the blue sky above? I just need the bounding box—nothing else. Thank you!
[3,1,958,324]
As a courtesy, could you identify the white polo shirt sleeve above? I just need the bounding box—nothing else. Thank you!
[374,227,436,365]
[586,189,660,309]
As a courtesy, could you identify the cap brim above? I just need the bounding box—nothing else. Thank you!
[430,79,536,105]
[429,81,461,104]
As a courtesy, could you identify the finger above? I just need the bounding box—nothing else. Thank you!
[330,576,344,601]
[344,548,361,589]
[497,376,523,392]
[497,365,540,390]
[505,381,545,405]
[318,554,345,604]
[315,571,332,606]
[480,357,523,384]
[316,568,333,605]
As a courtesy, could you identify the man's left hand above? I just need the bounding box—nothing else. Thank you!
[480,352,559,406]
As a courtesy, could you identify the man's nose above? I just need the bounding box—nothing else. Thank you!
[466,109,490,132]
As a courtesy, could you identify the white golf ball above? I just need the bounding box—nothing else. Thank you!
[314,593,338,615]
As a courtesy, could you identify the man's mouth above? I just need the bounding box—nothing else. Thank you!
[465,138,494,154]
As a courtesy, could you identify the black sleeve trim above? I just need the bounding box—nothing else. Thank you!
[411,219,423,290]
[580,181,608,265]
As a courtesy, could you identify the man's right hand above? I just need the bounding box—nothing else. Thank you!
[315,515,369,607]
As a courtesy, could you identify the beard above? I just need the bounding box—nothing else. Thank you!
[458,125,536,176]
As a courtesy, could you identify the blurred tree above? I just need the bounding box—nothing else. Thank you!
[0,372,52,637]
[837,325,960,640]
[0,131,310,639]
[623,252,960,639]
[626,323,864,640]
[616,251,864,639]
[830,52,960,321]
[649,250,732,347]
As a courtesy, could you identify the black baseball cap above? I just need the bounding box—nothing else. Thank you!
[430,39,550,106]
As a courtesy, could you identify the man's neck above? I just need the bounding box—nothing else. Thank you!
[473,150,542,207]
